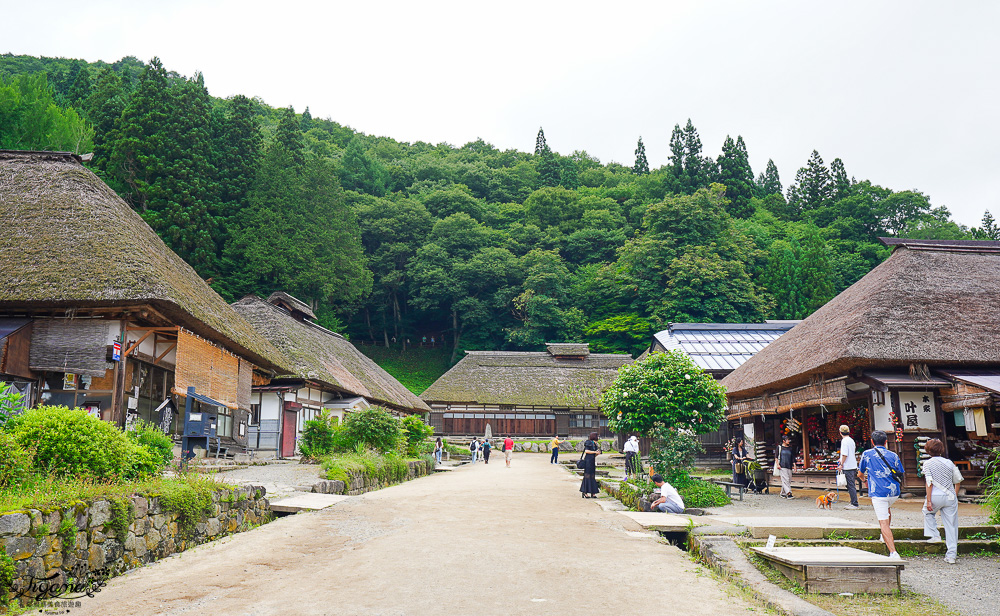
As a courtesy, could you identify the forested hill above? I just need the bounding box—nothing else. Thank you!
[3,53,998,363]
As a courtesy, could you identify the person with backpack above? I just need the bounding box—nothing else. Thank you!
[469,438,479,464]
[434,437,443,465]
[481,438,492,464]
[858,430,905,560]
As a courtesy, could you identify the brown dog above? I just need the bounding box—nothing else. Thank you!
[815,491,837,509]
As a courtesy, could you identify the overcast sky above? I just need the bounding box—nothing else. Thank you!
[5,1,997,226]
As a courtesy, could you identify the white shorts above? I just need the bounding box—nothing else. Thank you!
[505,449,512,461]
[871,496,899,521]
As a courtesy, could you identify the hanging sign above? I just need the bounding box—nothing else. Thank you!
[898,391,938,431]
[63,373,77,390]
[113,340,122,361]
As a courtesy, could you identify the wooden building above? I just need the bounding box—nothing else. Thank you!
[647,322,799,466]
[421,343,632,438]
[0,150,292,454]
[721,239,1000,494]
[231,294,430,457]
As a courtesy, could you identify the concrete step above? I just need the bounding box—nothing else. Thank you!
[761,538,1000,556]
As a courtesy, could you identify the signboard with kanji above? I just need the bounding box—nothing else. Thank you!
[898,391,938,431]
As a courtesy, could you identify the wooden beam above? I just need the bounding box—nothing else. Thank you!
[125,326,179,333]
[123,330,155,358]
[154,342,177,365]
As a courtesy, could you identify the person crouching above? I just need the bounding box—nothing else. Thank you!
[650,474,685,514]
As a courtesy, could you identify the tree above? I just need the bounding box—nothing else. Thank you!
[716,135,755,218]
[756,159,782,197]
[274,106,304,166]
[339,137,389,196]
[830,157,851,201]
[84,68,127,174]
[974,210,1000,240]
[534,127,548,155]
[534,127,561,187]
[507,249,584,347]
[211,94,263,249]
[0,72,94,153]
[300,105,313,132]
[603,350,727,437]
[787,150,832,214]
[633,136,649,175]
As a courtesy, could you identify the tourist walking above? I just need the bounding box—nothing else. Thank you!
[623,435,640,480]
[776,435,794,499]
[922,438,963,564]
[549,435,565,464]
[503,435,514,467]
[838,425,859,509]
[469,438,479,464]
[858,430,905,560]
[482,438,492,464]
[731,435,749,488]
[580,432,601,498]
[434,437,443,465]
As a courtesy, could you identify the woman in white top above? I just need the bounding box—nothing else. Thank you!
[623,436,640,480]
[921,438,963,564]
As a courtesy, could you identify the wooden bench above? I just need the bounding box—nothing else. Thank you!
[751,546,905,594]
[715,480,746,500]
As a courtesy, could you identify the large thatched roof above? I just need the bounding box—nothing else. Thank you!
[721,239,1000,399]
[0,150,291,372]
[231,295,429,413]
[420,344,632,408]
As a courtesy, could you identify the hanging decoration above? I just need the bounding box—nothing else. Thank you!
[887,408,904,443]
[781,417,801,435]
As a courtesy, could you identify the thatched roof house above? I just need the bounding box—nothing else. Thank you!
[231,294,428,415]
[421,344,631,437]
[0,150,289,373]
[721,238,1000,399]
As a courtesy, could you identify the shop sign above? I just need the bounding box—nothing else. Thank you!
[63,373,77,390]
[112,341,122,361]
[898,391,937,431]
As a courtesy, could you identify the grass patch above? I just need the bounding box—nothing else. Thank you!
[694,468,733,477]
[321,451,427,486]
[357,346,451,395]
[744,548,960,616]
[0,473,228,514]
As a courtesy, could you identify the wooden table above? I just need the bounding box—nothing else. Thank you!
[751,546,905,594]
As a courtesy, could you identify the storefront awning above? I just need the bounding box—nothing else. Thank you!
[937,370,1000,395]
[727,378,848,420]
[861,371,952,390]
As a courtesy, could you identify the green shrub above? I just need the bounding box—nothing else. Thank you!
[300,411,338,458]
[7,406,158,480]
[58,515,77,555]
[107,496,135,539]
[0,431,33,489]
[157,479,217,537]
[648,425,704,484]
[342,406,401,453]
[0,551,13,600]
[676,478,730,508]
[401,415,433,456]
[321,450,412,486]
[0,382,25,431]
[127,420,174,469]
[984,453,1000,524]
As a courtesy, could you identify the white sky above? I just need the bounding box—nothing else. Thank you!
[4,1,997,226]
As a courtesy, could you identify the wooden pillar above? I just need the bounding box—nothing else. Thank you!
[801,415,811,468]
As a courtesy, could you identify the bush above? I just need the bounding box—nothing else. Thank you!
[0,431,33,489]
[321,450,411,485]
[984,452,1000,524]
[7,405,158,480]
[401,414,433,456]
[300,414,337,458]
[341,406,402,453]
[127,420,174,469]
[676,478,730,508]
[157,478,217,537]
[648,425,704,484]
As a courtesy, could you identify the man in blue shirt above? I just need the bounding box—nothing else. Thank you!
[859,430,905,560]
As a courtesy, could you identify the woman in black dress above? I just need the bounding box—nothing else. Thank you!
[732,435,749,487]
[580,432,601,498]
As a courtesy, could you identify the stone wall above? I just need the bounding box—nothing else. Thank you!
[312,459,432,496]
[0,485,270,598]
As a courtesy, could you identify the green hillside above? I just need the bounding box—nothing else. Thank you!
[359,346,452,396]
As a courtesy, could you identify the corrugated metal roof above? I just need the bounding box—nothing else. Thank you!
[938,369,1000,394]
[651,322,798,375]
[863,371,952,388]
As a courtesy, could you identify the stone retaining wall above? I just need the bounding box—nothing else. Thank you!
[312,459,432,496]
[0,485,270,598]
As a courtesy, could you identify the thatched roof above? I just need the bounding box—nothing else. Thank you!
[721,239,1000,399]
[267,291,316,320]
[230,295,429,413]
[420,344,632,408]
[0,150,291,373]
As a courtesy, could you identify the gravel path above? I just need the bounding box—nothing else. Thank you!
[73,454,751,616]
[216,461,326,499]
[902,554,1000,616]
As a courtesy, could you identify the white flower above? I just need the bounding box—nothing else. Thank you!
[707,402,713,408]
[685,374,691,379]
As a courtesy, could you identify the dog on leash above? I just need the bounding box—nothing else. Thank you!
[815,491,838,509]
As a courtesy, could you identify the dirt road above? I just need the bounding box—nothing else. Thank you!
[76,455,748,615]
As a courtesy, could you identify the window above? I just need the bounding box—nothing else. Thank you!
[250,404,261,426]
[217,407,233,438]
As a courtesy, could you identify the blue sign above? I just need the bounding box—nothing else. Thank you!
[112,341,121,361]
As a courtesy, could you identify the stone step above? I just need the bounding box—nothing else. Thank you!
[762,538,1000,556]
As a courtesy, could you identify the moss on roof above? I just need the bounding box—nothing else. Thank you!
[420,350,632,407]
[0,150,291,373]
[231,295,429,413]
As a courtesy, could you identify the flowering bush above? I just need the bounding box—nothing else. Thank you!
[603,350,726,436]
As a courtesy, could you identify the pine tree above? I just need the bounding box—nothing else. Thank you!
[633,136,649,175]
[534,127,548,156]
[830,157,851,201]
[976,210,1000,240]
[84,68,127,175]
[560,157,579,189]
[274,106,304,166]
[682,119,705,191]
[339,137,389,196]
[66,65,92,107]
[716,135,755,217]
[756,159,782,197]
[211,94,263,250]
[788,150,832,213]
[300,106,313,132]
